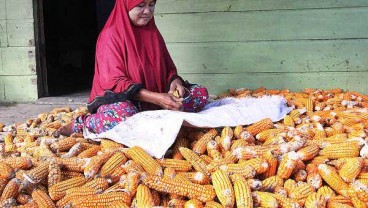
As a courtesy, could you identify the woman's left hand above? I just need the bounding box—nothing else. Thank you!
[168,78,185,98]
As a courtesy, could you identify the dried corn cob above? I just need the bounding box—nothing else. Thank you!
[245,118,273,136]
[47,159,61,188]
[100,151,127,178]
[338,157,363,182]
[277,151,300,179]
[306,163,323,189]
[125,146,163,176]
[289,182,315,200]
[73,191,131,207]
[192,129,217,155]
[172,137,190,160]
[124,170,140,196]
[31,188,56,208]
[142,174,216,202]
[261,176,283,192]
[319,142,360,159]
[135,184,154,207]
[0,162,15,180]
[21,161,49,188]
[56,187,96,208]
[305,192,326,208]
[50,137,77,152]
[0,178,20,200]
[157,158,192,172]
[48,176,87,200]
[82,177,110,192]
[184,199,203,208]
[100,139,124,151]
[77,145,101,158]
[211,169,235,207]
[252,191,278,208]
[0,157,33,170]
[318,164,349,197]
[179,147,210,176]
[297,144,320,161]
[84,151,115,178]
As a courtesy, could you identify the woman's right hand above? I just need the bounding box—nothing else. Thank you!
[154,93,183,110]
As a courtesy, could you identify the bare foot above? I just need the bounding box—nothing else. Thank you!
[54,122,74,137]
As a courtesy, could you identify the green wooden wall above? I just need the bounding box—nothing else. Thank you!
[0,0,37,102]
[155,0,368,95]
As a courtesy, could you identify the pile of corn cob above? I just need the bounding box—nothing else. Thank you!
[0,87,368,207]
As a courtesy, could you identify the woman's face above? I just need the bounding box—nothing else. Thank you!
[129,0,156,26]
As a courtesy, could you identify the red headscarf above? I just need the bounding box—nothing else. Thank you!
[89,0,178,110]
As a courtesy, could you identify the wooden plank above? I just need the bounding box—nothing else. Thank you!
[156,0,368,13]
[0,0,5,20]
[6,0,33,19]
[2,47,36,75]
[181,72,368,95]
[3,75,38,101]
[0,20,6,47]
[7,19,34,47]
[168,39,368,74]
[156,7,368,42]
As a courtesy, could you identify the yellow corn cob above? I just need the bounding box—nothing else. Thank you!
[57,157,90,173]
[48,176,87,200]
[289,182,315,200]
[261,176,283,192]
[297,144,320,161]
[16,193,32,205]
[304,98,314,112]
[47,159,61,189]
[283,115,295,127]
[219,126,233,152]
[338,157,363,182]
[0,198,17,207]
[4,133,16,153]
[178,171,211,185]
[283,179,297,194]
[179,147,210,176]
[108,200,130,208]
[350,195,367,208]
[260,151,277,179]
[319,142,360,159]
[135,184,154,207]
[211,169,235,207]
[50,137,77,152]
[289,109,302,124]
[328,195,353,207]
[100,152,127,178]
[122,160,145,173]
[318,164,349,197]
[206,140,222,160]
[21,161,49,188]
[43,120,62,129]
[184,199,203,208]
[125,146,163,176]
[245,118,273,136]
[60,171,83,181]
[277,151,300,179]
[304,192,326,208]
[1,157,33,170]
[61,142,84,158]
[56,187,97,208]
[82,178,110,192]
[233,176,253,208]
[230,139,248,151]
[31,189,56,208]
[73,191,131,207]
[163,167,176,179]
[233,125,244,139]
[77,145,101,158]
[104,175,126,193]
[219,162,256,178]
[84,151,115,178]
[124,171,140,196]
[200,154,214,165]
[172,137,190,160]
[256,128,284,142]
[142,174,216,202]
[252,191,278,208]
[204,201,223,208]
[293,169,307,182]
[273,194,301,208]
[100,139,124,151]
[274,186,288,197]
[316,185,336,201]
[192,129,218,155]
[328,201,354,208]
[157,159,193,172]
[306,163,323,189]
[110,165,126,183]
[0,178,20,200]
[0,162,15,180]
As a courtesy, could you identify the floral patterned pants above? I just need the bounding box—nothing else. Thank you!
[73,84,208,134]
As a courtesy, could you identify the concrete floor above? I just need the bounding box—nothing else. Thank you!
[0,91,89,126]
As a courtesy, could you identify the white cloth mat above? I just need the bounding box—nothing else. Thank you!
[84,95,292,158]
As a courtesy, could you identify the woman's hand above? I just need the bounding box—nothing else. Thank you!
[154,93,183,110]
[168,78,185,98]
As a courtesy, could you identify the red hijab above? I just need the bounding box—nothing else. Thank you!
[89,0,178,110]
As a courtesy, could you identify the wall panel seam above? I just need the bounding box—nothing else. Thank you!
[165,38,368,44]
